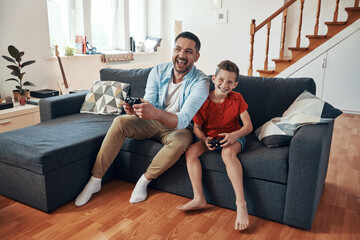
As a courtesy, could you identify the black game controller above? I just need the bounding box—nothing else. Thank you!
[209,138,224,150]
[125,96,142,106]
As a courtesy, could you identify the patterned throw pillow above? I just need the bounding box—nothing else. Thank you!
[255,90,342,148]
[80,81,130,115]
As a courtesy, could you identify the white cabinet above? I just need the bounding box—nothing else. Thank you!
[0,104,40,133]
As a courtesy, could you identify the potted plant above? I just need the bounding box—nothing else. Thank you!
[2,45,36,103]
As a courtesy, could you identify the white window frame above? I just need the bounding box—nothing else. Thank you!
[47,0,161,52]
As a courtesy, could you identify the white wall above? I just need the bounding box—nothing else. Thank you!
[162,0,284,75]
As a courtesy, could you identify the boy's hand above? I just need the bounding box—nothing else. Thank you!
[218,132,237,147]
[204,137,215,150]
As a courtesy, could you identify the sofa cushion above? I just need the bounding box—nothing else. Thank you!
[255,90,342,148]
[197,134,289,184]
[0,113,116,174]
[80,81,130,115]
[121,133,289,184]
[100,67,153,98]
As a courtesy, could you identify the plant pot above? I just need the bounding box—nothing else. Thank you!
[13,90,30,102]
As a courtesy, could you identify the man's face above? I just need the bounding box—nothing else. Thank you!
[172,37,200,74]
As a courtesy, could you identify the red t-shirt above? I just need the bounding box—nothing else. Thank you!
[193,91,248,138]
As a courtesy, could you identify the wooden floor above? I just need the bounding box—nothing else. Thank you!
[0,113,359,240]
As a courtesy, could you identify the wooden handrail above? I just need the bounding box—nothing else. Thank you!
[255,0,297,32]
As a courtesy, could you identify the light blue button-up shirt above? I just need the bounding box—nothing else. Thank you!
[144,62,210,129]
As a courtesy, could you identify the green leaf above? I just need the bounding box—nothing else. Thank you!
[11,68,21,76]
[19,72,26,80]
[5,78,19,84]
[8,45,20,59]
[22,60,36,68]
[2,55,16,64]
[16,52,24,62]
[6,65,19,71]
[23,81,35,86]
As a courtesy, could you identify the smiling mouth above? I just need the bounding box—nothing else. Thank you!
[218,86,228,92]
[176,58,187,67]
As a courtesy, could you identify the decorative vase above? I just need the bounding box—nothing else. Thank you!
[19,97,26,105]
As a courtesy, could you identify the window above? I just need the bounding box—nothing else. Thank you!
[47,0,71,47]
[90,0,117,50]
[129,0,146,45]
[46,0,161,53]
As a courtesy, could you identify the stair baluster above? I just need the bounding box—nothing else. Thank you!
[248,19,255,76]
[296,0,305,48]
[314,0,322,35]
[279,8,288,59]
[264,22,271,70]
[333,0,340,22]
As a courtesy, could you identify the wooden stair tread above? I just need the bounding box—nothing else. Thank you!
[272,58,291,63]
[325,21,347,25]
[306,35,327,39]
[288,47,308,51]
[345,7,360,11]
[256,69,275,74]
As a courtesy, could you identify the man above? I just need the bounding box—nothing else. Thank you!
[75,31,209,206]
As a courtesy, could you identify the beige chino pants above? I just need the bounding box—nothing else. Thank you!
[92,115,193,179]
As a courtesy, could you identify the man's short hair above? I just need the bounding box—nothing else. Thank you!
[175,31,201,52]
[215,60,240,80]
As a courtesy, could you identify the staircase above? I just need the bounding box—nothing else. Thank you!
[248,0,360,77]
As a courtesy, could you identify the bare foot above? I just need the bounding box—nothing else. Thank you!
[235,202,249,231]
[177,198,206,211]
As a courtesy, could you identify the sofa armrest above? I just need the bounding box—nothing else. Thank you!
[283,121,334,229]
[39,91,88,122]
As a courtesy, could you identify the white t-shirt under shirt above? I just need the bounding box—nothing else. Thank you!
[164,78,183,113]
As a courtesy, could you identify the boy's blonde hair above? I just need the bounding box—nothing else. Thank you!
[215,60,240,80]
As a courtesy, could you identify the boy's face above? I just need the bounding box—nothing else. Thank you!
[212,69,238,97]
[172,37,200,74]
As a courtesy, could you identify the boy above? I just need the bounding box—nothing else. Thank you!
[177,60,253,231]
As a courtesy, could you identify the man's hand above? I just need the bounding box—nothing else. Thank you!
[123,102,136,115]
[133,98,158,119]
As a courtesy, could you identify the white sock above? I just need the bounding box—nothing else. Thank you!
[129,174,151,204]
[75,176,102,207]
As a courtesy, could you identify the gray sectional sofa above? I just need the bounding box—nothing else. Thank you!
[0,67,334,230]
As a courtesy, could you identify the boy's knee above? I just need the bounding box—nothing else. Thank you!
[221,148,237,163]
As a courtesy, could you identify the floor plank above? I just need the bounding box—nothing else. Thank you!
[0,113,359,239]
